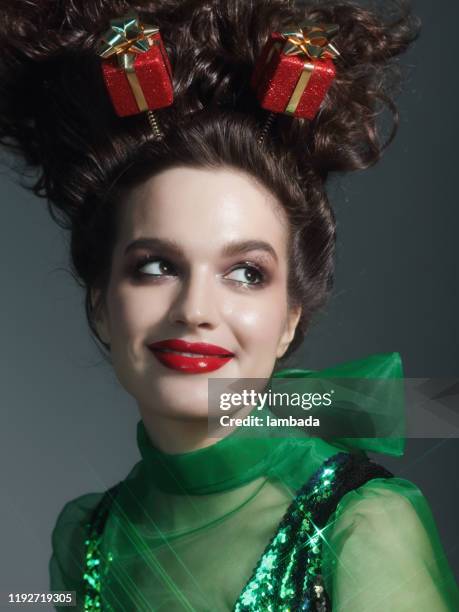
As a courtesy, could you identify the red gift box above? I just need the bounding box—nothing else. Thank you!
[101,31,173,117]
[251,31,336,120]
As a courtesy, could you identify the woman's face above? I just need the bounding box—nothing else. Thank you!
[94,166,301,427]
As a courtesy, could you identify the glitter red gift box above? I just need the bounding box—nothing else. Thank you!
[101,31,173,117]
[251,31,336,120]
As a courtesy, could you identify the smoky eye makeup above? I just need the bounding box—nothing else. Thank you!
[129,254,179,279]
[124,246,277,287]
[222,252,275,291]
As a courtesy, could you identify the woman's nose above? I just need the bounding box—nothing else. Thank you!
[168,268,219,329]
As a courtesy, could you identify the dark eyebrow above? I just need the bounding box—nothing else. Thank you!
[221,239,278,263]
[124,237,185,258]
[124,237,278,263]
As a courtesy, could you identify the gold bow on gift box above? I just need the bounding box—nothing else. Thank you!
[281,21,340,60]
[98,11,160,113]
[99,11,159,58]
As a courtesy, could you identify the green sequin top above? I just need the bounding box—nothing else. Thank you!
[49,353,459,611]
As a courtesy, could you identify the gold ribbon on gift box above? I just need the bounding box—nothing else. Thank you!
[98,11,160,112]
[281,22,340,60]
[263,22,340,115]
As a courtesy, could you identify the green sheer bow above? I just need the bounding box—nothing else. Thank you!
[272,351,405,457]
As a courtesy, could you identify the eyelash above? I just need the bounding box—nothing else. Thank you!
[132,255,268,288]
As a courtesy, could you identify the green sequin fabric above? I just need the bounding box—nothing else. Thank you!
[82,452,394,611]
[83,484,119,611]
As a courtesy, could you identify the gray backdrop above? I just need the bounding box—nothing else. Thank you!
[1,0,458,607]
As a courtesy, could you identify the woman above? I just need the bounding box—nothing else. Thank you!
[1,0,458,610]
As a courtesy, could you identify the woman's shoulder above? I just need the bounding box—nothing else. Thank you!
[322,474,459,611]
[333,474,429,524]
[51,490,106,541]
[49,491,106,594]
[327,474,443,560]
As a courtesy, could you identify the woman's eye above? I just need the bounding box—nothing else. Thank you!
[136,257,176,277]
[225,265,264,286]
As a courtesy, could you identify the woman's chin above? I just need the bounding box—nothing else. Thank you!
[142,381,211,420]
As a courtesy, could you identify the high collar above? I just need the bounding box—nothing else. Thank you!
[136,411,283,495]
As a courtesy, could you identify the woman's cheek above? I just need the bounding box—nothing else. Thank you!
[110,284,164,339]
[227,292,287,350]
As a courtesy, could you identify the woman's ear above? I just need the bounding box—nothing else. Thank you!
[276,304,302,359]
[90,288,111,345]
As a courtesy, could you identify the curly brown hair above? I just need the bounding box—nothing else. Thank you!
[0,0,420,364]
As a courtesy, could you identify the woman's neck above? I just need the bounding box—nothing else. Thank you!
[138,404,254,454]
[139,407,229,454]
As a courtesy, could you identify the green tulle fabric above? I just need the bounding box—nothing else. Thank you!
[49,352,459,611]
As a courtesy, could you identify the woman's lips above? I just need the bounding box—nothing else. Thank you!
[147,338,234,373]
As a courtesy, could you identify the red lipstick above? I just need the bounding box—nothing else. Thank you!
[147,338,234,373]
